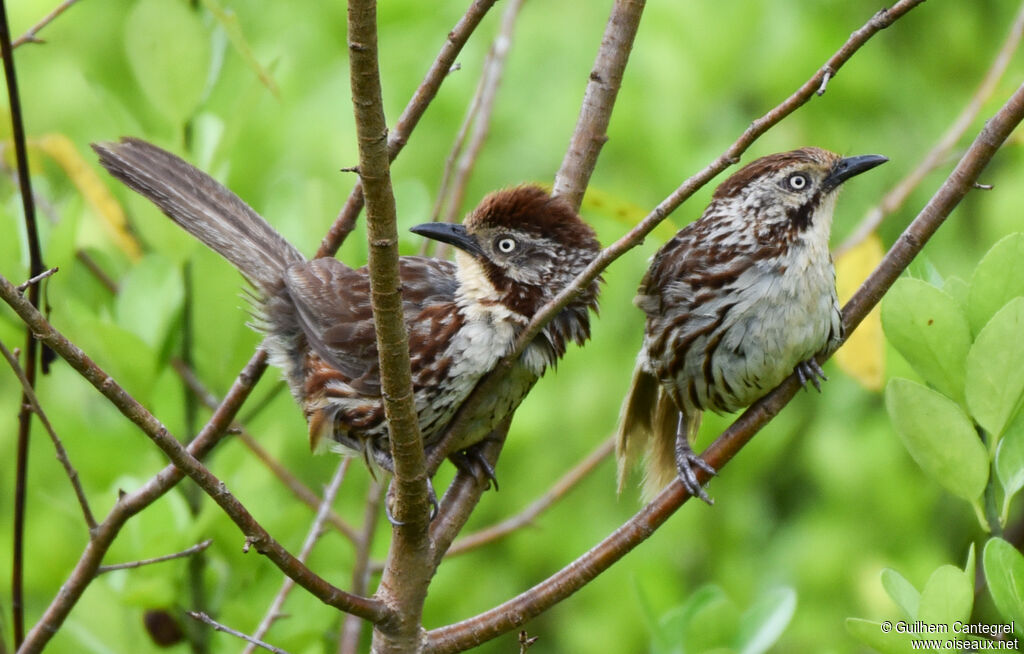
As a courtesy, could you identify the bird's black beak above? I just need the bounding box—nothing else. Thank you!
[823,154,888,192]
[409,222,484,258]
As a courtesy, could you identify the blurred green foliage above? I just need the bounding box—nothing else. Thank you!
[2,0,1024,652]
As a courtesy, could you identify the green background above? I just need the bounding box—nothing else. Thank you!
[2,0,1024,652]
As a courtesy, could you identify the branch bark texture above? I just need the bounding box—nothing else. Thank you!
[347,0,435,650]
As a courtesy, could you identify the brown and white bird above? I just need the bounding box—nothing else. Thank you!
[93,138,601,480]
[616,147,887,502]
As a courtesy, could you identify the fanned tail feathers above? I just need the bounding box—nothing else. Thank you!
[616,361,701,500]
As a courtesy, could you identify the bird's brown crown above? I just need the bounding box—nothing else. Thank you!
[465,185,599,251]
[712,147,841,200]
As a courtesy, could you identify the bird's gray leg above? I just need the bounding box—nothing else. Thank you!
[675,413,716,505]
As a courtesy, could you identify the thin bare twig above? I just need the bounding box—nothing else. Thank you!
[1,0,48,643]
[97,539,213,574]
[10,0,83,48]
[339,481,385,654]
[0,339,96,530]
[446,436,613,557]
[15,267,58,292]
[432,0,526,261]
[170,358,361,545]
[187,612,290,654]
[835,0,1024,257]
[423,78,1024,654]
[245,461,350,653]
[75,251,119,293]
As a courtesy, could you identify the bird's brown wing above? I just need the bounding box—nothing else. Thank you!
[283,256,459,396]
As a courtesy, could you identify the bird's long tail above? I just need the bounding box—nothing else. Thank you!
[615,359,699,500]
[92,138,305,295]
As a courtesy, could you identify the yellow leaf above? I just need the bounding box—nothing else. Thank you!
[581,186,679,240]
[834,233,885,391]
[37,133,142,261]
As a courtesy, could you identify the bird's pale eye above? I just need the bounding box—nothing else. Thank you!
[495,236,517,254]
[785,172,810,191]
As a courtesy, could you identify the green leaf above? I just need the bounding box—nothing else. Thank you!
[983,537,1024,630]
[735,586,795,654]
[881,278,971,406]
[666,585,738,653]
[114,255,184,351]
[881,568,920,618]
[846,618,920,654]
[966,297,1024,438]
[943,275,970,314]
[997,409,1024,521]
[918,565,972,625]
[124,0,212,125]
[885,378,988,502]
[968,233,1024,336]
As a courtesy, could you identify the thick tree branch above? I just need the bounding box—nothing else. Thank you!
[347,0,433,650]
[321,0,498,256]
[423,77,1024,654]
[552,0,646,211]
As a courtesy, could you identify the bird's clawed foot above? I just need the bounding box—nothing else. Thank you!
[448,443,500,491]
[384,477,439,527]
[675,436,716,505]
[795,358,828,392]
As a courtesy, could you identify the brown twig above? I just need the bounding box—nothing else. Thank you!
[339,481,385,654]
[187,612,290,654]
[9,0,83,48]
[428,420,509,568]
[0,339,96,530]
[1,0,47,644]
[348,1,434,650]
[96,539,213,574]
[431,0,526,261]
[0,276,388,632]
[75,251,119,293]
[18,350,266,654]
[245,461,350,653]
[422,78,1024,654]
[445,436,614,558]
[15,267,58,292]
[552,0,646,212]
[170,357,361,544]
[835,0,1024,257]
[319,0,498,256]
[424,0,927,481]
